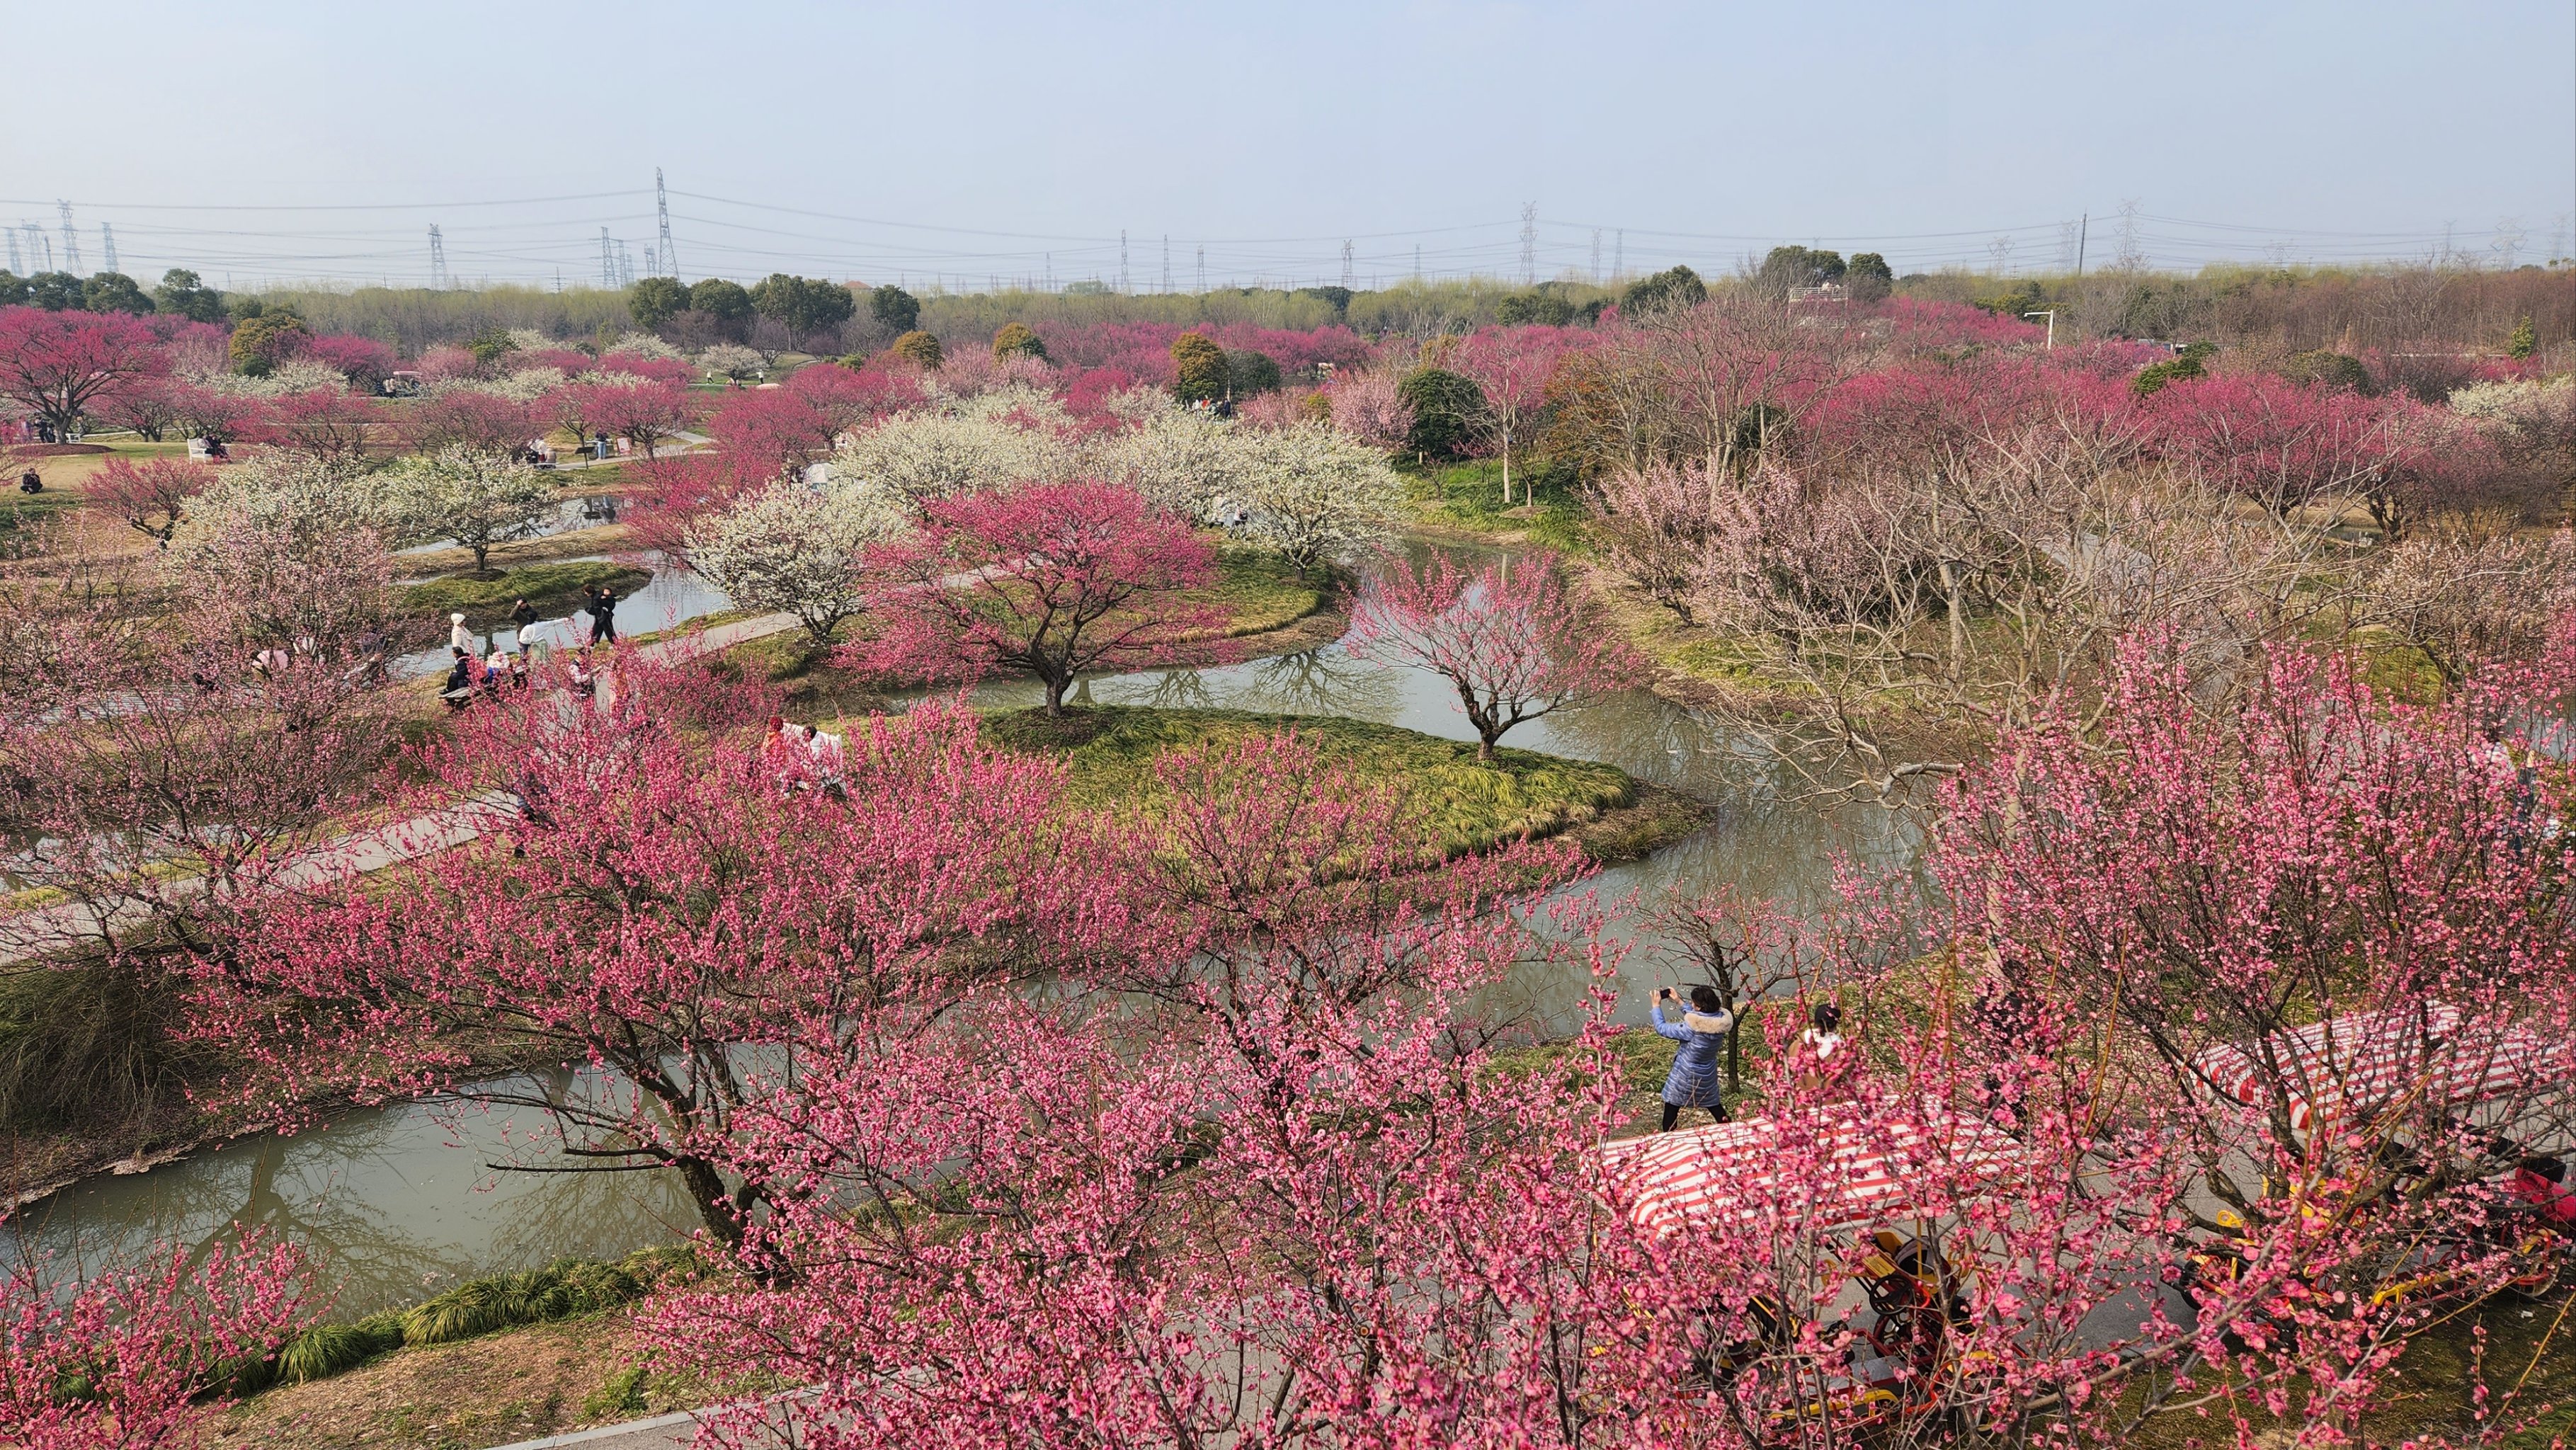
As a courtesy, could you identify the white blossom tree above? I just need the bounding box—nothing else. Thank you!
[698,344,767,383]
[384,445,561,573]
[1231,421,1405,576]
[829,405,1076,509]
[164,452,401,655]
[1090,402,1246,521]
[688,481,908,645]
[603,333,688,363]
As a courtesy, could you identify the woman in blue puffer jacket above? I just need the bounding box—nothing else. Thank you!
[1651,983,1735,1131]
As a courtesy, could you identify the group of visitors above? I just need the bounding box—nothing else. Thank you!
[760,714,848,791]
[1647,986,1846,1132]
[438,593,617,711]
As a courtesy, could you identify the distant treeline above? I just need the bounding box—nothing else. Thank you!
[11,254,2559,360]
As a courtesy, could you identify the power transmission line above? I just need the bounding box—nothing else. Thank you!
[3,228,16,273]
[1518,202,1536,285]
[1340,239,1354,290]
[600,227,615,289]
[57,201,81,274]
[1119,229,1129,293]
[101,223,118,275]
[1161,235,1170,293]
[428,225,448,288]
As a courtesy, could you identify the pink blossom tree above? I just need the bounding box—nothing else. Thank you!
[198,666,1095,1252]
[162,382,260,447]
[300,333,397,394]
[629,712,2483,1448]
[1347,549,1641,760]
[399,389,539,457]
[704,361,916,483]
[2148,374,2415,520]
[88,455,214,548]
[1321,367,1415,449]
[0,307,166,437]
[246,388,380,469]
[623,451,762,562]
[848,479,1229,716]
[569,376,697,459]
[1457,324,1575,505]
[94,376,188,443]
[0,1236,308,1450]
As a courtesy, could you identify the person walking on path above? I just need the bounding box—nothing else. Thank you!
[588,586,618,646]
[448,612,476,655]
[1650,985,1734,1131]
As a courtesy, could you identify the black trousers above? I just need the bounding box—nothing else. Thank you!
[1661,1102,1727,1131]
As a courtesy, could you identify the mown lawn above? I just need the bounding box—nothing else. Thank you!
[1405,458,1594,552]
[982,704,1637,862]
[1193,543,1329,639]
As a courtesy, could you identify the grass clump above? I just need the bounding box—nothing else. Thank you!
[983,704,1634,860]
[400,561,651,627]
[227,1245,700,1400]
[0,958,203,1130]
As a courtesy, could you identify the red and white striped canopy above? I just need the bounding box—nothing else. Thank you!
[1597,1111,2035,1239]
[2190,1004,2576,1135]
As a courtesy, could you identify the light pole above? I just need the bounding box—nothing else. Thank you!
[2023,309,2058,348]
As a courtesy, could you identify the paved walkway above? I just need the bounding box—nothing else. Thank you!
[0,612,801,968]
[491,1410,700,1449]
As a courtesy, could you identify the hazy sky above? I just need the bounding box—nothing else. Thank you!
[4,1,2569,288]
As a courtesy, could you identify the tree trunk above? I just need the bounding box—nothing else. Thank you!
[1477,733,1497,763]
[673,1155,747,1252]
[472,542,491,573]
[1044,675,1068,717]
[1939,559,1966,680]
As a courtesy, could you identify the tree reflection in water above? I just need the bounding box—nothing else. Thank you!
[20,1078,697,1318]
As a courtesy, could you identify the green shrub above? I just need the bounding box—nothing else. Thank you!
[1170,332,1227,404]
[2284,349,2370,392]
[1398,367,1486,461]
[991,321,1048,361]
[1223,348,1282,396]
[891,330,943,369]
[1619,265,1705,317]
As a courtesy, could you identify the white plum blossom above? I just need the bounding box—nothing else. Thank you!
[603,333,687,363]
[380,445,561,571]
[1228,421,1405,575]
[688,481,908,644]
[697,344,767,382]
[1089,401,1248,521]
[829,404,1076,508]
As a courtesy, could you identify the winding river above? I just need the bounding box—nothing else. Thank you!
[20,547,1920,1317]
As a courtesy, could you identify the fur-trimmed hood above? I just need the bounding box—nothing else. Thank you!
[1682,1009,1732,1034]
